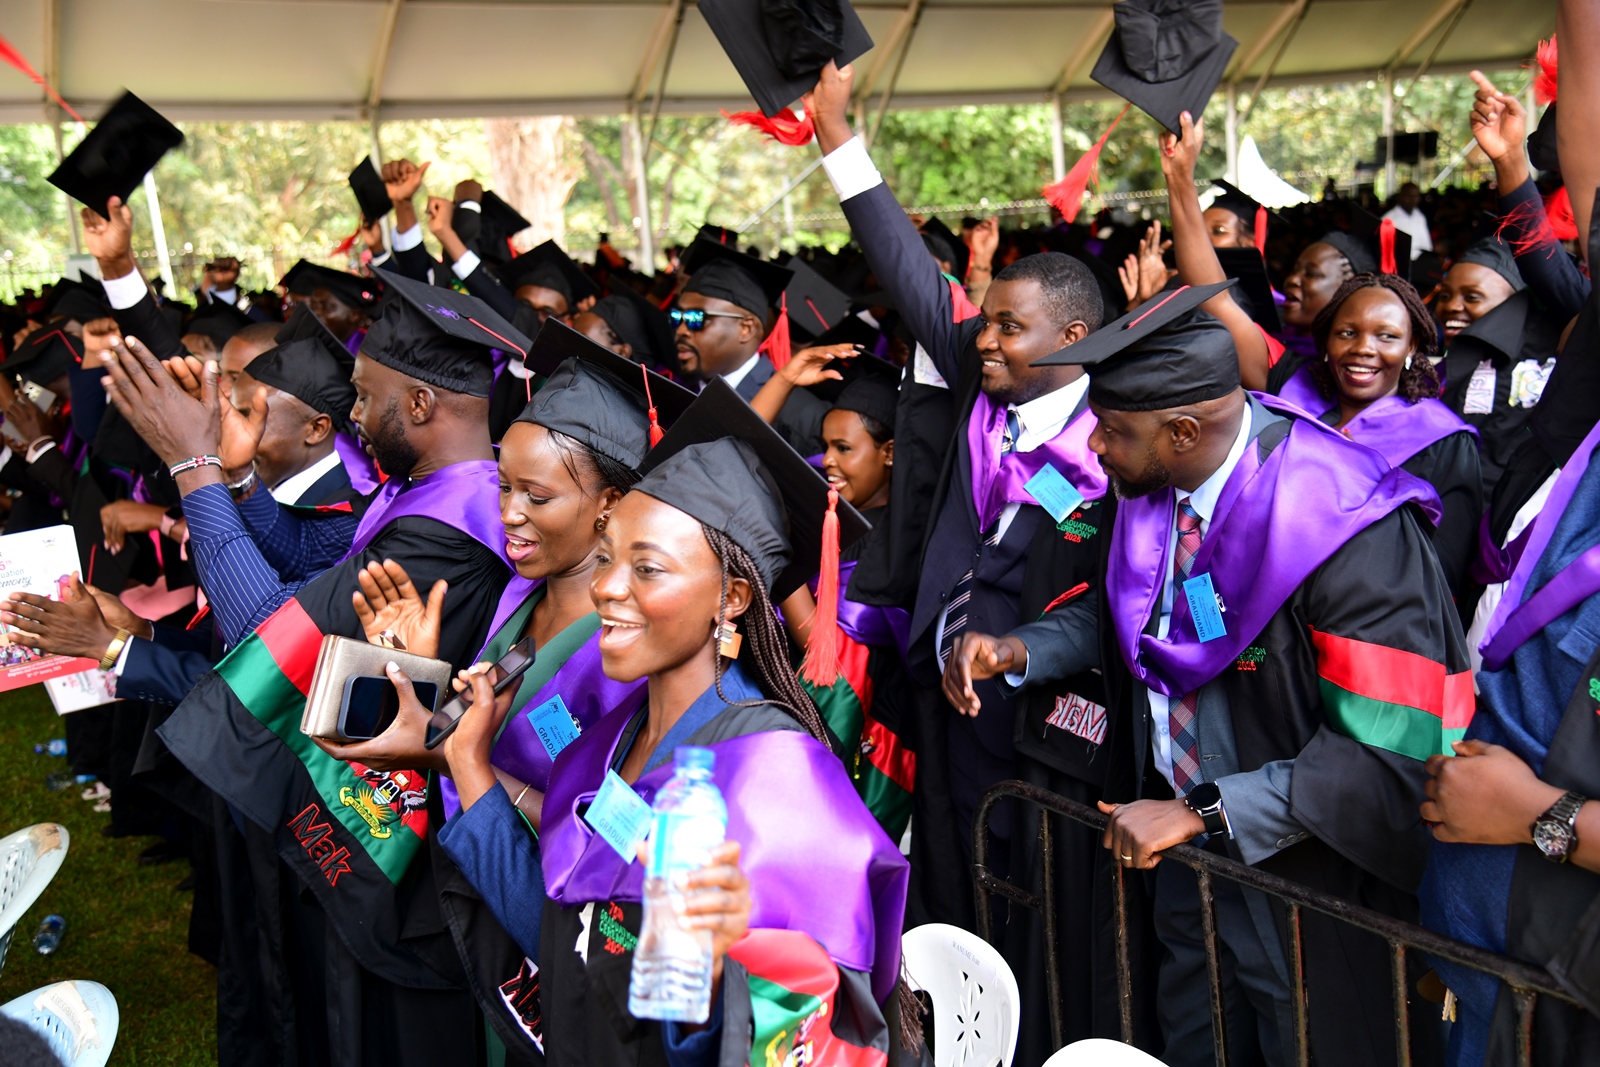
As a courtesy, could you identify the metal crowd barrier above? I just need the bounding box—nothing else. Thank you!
[971,780,1582,1067]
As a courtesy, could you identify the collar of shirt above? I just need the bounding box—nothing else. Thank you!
[210,287,239,306]
[270,449,344,505]
[721,352,764,392]
[1178,405,1253,533]
[1010,373,1090,453]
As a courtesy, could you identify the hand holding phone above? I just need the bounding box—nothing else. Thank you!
[339,674,440,742]
[425,636,536,749]
[311,661,450,774]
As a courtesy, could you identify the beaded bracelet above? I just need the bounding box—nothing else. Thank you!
[168,455,222,477]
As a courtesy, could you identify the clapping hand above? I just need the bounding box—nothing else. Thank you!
[101,336,221,474]
[351,559,447,660]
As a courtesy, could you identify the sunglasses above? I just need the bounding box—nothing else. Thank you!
[669,307,750,331]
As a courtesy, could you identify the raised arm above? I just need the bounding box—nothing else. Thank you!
[806,62,981,386]
[1161,113,1272,390]
[83,197,185,359]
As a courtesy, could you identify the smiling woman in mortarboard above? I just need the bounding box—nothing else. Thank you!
[411,378,907,1066]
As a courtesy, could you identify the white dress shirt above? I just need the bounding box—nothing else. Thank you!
[720,353,764,393]
[102,269,149,311]
[1148,410,1252,789]
[1381,205,1433,257]
[269,449,344,505]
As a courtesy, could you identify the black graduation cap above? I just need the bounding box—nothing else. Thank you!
[919,216,969,278]
[525,317,696,430]
[1089,0,1238,136]
[514,357,659,470]
[696,224,740,249]
[1033,281,1241,412]
[590,288,677,366]
[1319,205,1412,281]
[347,156,392,225]
[480,192,532,243]
[44,279,110,324]
[284,264,384,314]
[824,353,901,430]
[4,327,82,386]
[1215,247,1280,332]
[681,238,794,318]
[698,0,874,118]
[505,241,600,305]
[244,338,358,435]
[361,271,531,398]
[47,91,185,217]
[1527,102,1559,173]
[1207,179,1280,237]
[185,300,255,348]
[1457,236,1525,291]
[781,257,852,341]
[634,378,870,599]
[275,301,355,373]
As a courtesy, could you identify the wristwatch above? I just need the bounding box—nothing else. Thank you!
[1184,781,1232,839]
[1531,791,1586,864]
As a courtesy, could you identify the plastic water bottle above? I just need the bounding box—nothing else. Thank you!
[44,772,94,792]
[34,739,66,756]
[32,915,65,955]
[628,747,727,1023]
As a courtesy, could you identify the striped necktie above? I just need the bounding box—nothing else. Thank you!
[939,410,1022,669]
[1169,498,1204,795]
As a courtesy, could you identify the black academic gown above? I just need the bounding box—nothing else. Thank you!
[729,356,829,458]
[1440,291,1563,496]
[1092,404,1469,1067]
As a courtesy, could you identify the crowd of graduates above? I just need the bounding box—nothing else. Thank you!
[3,0,1600,1065]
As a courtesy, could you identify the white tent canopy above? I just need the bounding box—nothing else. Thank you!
[0,0,1556,124]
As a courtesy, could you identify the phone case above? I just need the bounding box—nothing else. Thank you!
[299,635,453,742]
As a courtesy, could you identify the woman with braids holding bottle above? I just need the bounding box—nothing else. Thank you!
[442,380,910,1066]
[1274,273,1484,597]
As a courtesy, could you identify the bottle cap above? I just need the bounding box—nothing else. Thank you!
[675,746,715,773]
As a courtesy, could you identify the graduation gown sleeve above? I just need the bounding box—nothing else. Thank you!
[1400,430,1484,595]
[456,261,522,322]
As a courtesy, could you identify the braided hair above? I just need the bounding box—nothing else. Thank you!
[699,525,830,744]
[1308,272,1442,405]
[700,525,926,1052]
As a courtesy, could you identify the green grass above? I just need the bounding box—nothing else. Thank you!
[0,685,216,1065]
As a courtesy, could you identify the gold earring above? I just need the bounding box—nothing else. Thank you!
[716,621,742,659]
[594,514,609,532]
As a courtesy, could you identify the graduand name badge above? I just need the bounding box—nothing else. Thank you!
[528,694,581,761]
[1464,360,1497,415]
[586,771,651,860]
[1024,463,1085,523]
[1182,573,1227,642]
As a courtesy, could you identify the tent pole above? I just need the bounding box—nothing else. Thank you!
[53,118,80,256]
[1383,74,1396,198]
[1049,94,1065,182]
[628,105,655,272]
[142,171,176,297]
[370,115,391,252]
[1225,83,1239,183]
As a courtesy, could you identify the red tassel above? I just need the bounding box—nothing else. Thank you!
[1040,103,1131,223]
[1545,185,1579,241]
[330,228,360,256]
[759,293,792,372]
[0,35,83,122]
[801,487,841,687]
[723,108,815,146]
[1254,204,1268,255]
[1378,218,1398,275]
[1497,191,1570,256]
[641,363,663,447]
[1533,36,1559,106]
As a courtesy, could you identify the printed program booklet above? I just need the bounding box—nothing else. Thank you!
[0,525,99,693]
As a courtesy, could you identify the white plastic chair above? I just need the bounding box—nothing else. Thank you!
[1041,1038,1165,1066]
[901,922,1021,1067]
[1,980,119,1067]
[0,823,70,976]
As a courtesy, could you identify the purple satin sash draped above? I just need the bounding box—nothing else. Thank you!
[1276,368,1477,467]
[438,621,646,818]
[1106,394,1443,698]
[966,393,1107,531]
[1479,418,1600,670]
[541,710,909,1005]
[333,433,381,495]
[1470,510,1536,587]
[831,560,911,660]
[339,459,506,563]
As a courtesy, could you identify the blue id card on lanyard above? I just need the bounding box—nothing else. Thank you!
[585,770,652,860]
[1023,463,1085,523]
[527,695,581,761]
[1182,573,1227,642]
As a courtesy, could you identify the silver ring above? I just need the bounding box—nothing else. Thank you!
[1121,854,1134,863]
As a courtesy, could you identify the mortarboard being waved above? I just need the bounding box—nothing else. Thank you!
[47,91,185,218]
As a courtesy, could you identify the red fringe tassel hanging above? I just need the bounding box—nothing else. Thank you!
[801,487,842,687]
[1040,103,1131,223]
[641,363,663,447]
[723,108,816,147]
[1254,204,1268,255]
[1378,218,1398,275]
[759,293,792,372]
[1534,36,1559,106]
[0,35,83,122]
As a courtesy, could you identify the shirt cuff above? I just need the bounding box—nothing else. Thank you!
[102,269,149,310]
[210,288,239,306]
[822,136,882,201]
[368,250,392,268]
[24,439,55,463]
[392,223,424,252]
[457,199,482,213]
[452,250,481,279]
[111,635,136,677]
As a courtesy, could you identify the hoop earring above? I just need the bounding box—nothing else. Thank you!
[715,621,742,659]
[594,514,609,532]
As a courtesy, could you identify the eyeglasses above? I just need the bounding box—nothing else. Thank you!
[670,307,750,331]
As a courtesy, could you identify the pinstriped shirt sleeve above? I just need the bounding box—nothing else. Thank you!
[183,483,311,647]
[235,484,357,581]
